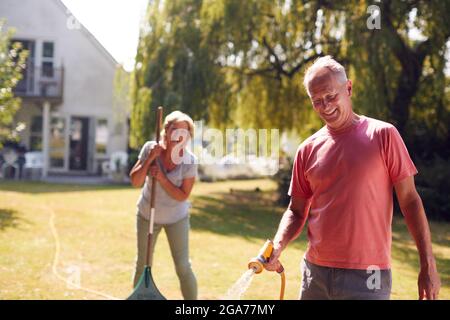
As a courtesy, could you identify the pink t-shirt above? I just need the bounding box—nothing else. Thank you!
[288,115,417,270]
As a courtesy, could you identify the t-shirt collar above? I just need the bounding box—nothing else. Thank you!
[326,115,364,136]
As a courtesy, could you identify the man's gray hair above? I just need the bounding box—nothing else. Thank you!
[303,55,348,96]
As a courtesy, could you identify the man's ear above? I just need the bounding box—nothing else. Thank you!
[347,80,353,97]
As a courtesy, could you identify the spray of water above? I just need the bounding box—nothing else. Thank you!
[222,268,256,300]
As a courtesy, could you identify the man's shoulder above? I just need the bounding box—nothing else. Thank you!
[296,126,329,154]
[361,116,400,139]
[363,116,395,130]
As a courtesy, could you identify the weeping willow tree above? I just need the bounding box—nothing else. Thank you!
[130,0,219,148]
[130,0,449,154]
[342,0,450,160]
[0,20,28,147]
[130,0,341,147]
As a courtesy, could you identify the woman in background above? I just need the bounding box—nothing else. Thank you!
[129,111,198,300]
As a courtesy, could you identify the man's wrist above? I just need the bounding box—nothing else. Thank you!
[273,239,285,251]
[419,254,436,269]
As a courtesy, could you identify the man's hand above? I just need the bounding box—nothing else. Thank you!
[265,242,283,272]
[418,262,441,300]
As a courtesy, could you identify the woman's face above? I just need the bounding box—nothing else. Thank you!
[165,121,190,149]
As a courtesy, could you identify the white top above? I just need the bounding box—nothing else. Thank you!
[136,141,198,224]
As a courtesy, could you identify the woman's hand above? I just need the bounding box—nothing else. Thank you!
[145,142,164,165]
[149,164,166,182]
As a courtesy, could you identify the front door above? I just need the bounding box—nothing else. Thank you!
[69,117,89,171]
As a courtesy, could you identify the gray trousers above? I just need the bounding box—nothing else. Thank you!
[133,214,198,300]
[300,258,392,300]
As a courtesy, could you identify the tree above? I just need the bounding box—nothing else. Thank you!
[132,0,449,147]
[131,0,450,219]
[342,0,450,155]
[112,65,132,139]
[130,0,219,148]
[0,20,28,147]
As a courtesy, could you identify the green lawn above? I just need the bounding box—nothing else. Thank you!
[0,179,448,300]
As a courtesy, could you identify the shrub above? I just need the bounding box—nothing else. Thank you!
[272,157,293,206]
[415,156,450,221]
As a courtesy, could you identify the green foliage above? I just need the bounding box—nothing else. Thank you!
[130,86,152,148]
[415,157,450,221]
[133,1,449,138]
[130,0,220,146]
[271,157,293,206]
[132,1,450,219]
[343,0,450,156]
[131,0,334,140]
[0,20,28,147]
[112,66,132,137]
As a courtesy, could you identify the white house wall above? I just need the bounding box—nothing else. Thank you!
[1,0,129,173]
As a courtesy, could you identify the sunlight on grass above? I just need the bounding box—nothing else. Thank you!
[0,179,448,299]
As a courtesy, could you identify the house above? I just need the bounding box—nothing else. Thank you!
[0,0,129,178]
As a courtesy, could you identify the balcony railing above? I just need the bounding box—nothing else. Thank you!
[14,67,64,102]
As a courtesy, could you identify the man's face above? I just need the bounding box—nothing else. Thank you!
[307,70,353,130]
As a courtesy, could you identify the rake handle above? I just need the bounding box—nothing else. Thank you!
[146,106,163,267]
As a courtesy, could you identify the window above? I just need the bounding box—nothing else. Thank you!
[29,116,42,151]
[42,62,54,77]
[95,119,108,154]
[43,42,54,58]
[41,41,54,77]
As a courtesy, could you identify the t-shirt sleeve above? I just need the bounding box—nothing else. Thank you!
[382,126,418,184]
[288,146,313,199]
[182,162,198,179]
[138,141,157,163]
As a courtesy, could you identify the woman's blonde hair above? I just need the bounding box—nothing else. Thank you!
[161,110,195,143]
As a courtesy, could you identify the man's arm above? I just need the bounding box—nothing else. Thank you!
[394,176,441,300]
[265,195,310,271]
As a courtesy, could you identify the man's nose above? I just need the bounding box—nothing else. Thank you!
[322,99,334,110]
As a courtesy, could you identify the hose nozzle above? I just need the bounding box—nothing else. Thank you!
[247,239,286,300]
[248,239,278,274]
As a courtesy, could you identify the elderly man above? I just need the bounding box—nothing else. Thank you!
[266,56,440,300]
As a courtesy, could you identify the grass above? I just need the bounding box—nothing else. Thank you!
[0,179,449,300]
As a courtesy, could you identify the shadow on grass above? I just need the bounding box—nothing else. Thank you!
[392,219,450,288]
[0,180,133,194]
[0,208,30,231]
[190,189,307,248]
[191,189,449,283]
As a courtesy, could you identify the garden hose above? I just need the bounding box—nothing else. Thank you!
[278,267,285,300]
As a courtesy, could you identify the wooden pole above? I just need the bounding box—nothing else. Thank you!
[145,106,163,267]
